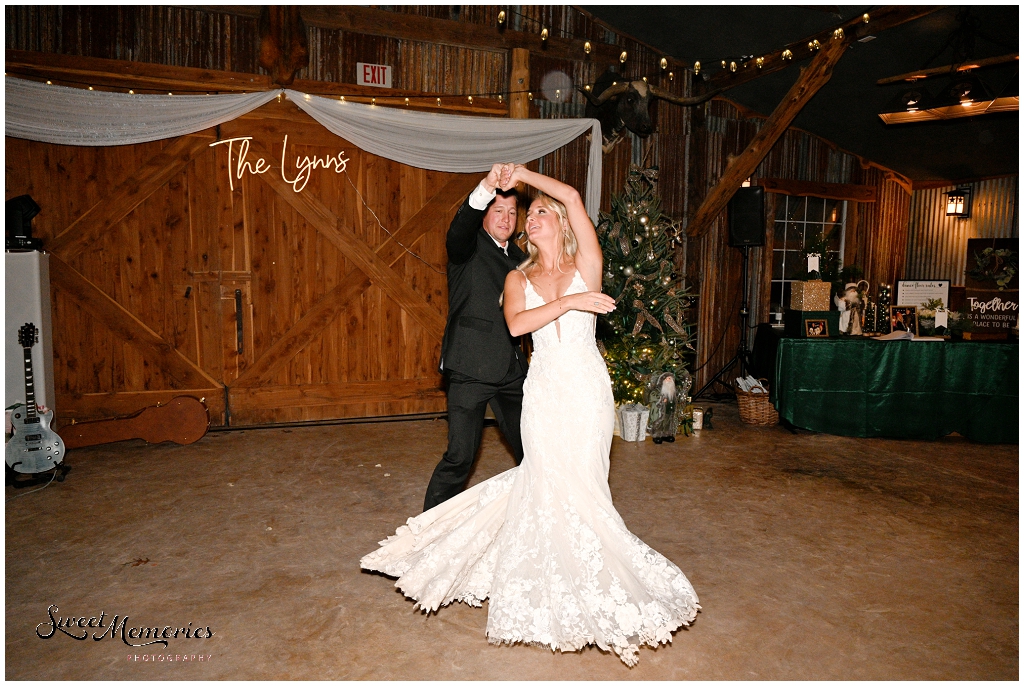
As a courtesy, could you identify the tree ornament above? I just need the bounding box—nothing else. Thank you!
[597,165,695,404]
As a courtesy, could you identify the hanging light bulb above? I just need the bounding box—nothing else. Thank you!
[468,95,473,104]
[660,57,668,70]
[693,61,701,75]
[756,56,764,69]
[497,10,506,25]
[669,71,674,80]
[729,61,737,72]
[782,49,793,61]
[833,28,845,41]
[339,95,345,102]
[371,97,376,105]
[437,97,441,106]
[863,13,870,23]
[404,97,410,106]
[584,41,592,54]
[619,51,628,63]
[528,92,533,100]
[721,60,727,69]
[540,28,549,41]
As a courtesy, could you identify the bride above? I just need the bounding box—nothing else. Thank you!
[361,164,699,667]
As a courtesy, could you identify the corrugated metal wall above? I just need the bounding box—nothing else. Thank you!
[905,176,1019,285]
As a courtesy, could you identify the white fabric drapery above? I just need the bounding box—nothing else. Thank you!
[4,76,281,147]
[6,77,602,220]
[285,90,602,220]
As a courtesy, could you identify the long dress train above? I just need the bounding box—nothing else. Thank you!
[361,270,699,666]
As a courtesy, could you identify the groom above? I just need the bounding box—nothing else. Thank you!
[424,164,527,511]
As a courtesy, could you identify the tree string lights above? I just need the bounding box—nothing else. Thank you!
[596,166,696,404]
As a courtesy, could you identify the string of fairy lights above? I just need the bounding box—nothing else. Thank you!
[14,9,873,107]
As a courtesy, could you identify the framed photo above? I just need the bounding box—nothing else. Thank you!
[889,305,918,335]
[805,319,829,337]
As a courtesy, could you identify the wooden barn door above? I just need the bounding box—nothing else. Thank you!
[6,100,475,427]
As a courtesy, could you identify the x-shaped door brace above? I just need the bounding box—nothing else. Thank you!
[47,132,474,392]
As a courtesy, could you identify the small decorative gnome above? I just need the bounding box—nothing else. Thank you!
[647,372,678,444]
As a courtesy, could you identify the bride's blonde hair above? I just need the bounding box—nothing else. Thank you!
[517,192,578,274]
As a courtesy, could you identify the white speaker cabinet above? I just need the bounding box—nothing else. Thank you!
[6,251,56,417]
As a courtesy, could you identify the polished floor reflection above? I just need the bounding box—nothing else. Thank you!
[5,404,1017,679]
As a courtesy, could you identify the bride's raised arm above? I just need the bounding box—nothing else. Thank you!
[501,166,603,289]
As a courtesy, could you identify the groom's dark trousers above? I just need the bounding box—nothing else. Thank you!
[423,193,527,511]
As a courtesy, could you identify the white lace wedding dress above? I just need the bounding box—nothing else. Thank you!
[361,270,700,666]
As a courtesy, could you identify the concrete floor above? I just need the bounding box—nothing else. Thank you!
[5,403,1018,679]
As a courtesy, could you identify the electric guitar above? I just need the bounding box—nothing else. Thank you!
[6,323,65,474]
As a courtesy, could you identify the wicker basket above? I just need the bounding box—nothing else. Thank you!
[735,379,779,426]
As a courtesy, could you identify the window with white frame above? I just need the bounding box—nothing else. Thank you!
[770,196,846,315]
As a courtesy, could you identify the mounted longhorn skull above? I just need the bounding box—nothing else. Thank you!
[580,68,722,152]
[258,6,309,86]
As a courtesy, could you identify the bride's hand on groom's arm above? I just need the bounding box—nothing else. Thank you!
[559,291,616,314]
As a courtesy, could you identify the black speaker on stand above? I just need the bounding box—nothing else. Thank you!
[694,186,764,399]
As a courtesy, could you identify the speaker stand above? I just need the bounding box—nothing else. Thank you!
[694,245,752,399]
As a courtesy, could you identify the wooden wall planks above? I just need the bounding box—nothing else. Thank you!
[6,104,457,427]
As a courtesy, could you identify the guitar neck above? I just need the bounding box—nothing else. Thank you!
[22,346,38,423]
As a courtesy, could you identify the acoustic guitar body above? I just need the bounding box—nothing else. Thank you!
[61,396,210,450]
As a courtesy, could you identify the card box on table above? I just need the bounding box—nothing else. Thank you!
[789,279,832,311]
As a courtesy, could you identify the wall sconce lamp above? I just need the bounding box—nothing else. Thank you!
[945,186,972,218]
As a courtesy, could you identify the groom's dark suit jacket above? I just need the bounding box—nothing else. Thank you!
[440,197,527,384]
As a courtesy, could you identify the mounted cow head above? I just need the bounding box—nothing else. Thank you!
[258,6,309,86]
[580,68,722,152]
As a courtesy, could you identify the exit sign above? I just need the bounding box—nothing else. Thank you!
[356,62,393,88]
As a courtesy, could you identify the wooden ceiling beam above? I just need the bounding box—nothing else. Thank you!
[703,6,941,92]
[5,50,506,115]
[687,37,848,238]
[6,49,270,92]
[876,53,1020,86]
[760,178,877,203]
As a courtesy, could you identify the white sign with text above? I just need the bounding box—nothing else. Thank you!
[356,63,393,88]
[896,280,950,309]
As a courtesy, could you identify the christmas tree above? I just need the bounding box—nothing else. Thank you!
[596,166,696,404]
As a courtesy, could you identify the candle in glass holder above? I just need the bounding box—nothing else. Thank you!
[692,407,704,431]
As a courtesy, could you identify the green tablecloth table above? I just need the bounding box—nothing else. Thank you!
[773,338,1018,443]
